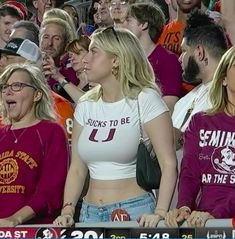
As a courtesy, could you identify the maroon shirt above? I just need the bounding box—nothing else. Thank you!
[48,54,79,102]
[148,44,183,97]
[178,112,235,218]
[0,120,69,224]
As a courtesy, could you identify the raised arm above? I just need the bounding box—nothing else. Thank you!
[221,0,235,45]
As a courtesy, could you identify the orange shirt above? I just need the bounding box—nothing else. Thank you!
[52,92,74,144]
[158,20,185,56]
[0,92,74,144]
[0,116,4,128]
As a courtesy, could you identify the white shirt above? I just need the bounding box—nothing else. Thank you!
[173,82,212,132]
[74,88,168,180]
[170,81,212,208]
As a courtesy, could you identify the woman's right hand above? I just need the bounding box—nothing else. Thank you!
[165,207,191,227]
[53,214,74,227]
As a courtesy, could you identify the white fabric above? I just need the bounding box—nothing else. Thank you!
[170,81,212,208]
[172,82,212,132]
[74,88,168,180]
[17,39,42,64]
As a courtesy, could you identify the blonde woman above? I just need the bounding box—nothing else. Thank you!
[0,63,69,226]
[166,46,235,228]
[54,28,177,227]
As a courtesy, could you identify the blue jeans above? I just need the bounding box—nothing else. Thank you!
[79,192,156,222]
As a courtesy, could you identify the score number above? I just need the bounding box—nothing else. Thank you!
[60,229,103,238]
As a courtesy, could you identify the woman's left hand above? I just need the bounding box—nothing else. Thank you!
[138,214,162,228]
[186,211,214,227]
[0,217,19,227]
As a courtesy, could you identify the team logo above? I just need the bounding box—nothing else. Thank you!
[211,146,235,174]
[7,42,18,49]
[206,230,226,239]
[35,228,58,239]
[0,158,19,184]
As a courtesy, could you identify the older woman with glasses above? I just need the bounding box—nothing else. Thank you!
[54,28,177,227]
[0,63,69,226]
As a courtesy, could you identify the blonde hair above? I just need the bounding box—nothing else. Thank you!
[84,27,159,101]
[0,63,56,123]
[43,8,77,39]
[40,18,75,47]
[207,46,235,115]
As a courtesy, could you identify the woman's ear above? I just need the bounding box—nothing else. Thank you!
[223,77,227,86]
[34,91,42,102]
[112,56,119,68]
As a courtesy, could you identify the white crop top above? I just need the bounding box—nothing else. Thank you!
[74,88,168,180]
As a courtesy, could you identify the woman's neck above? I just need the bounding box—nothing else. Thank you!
[225,101,235,116]
[101,79,124,103]
[11,115,39,129]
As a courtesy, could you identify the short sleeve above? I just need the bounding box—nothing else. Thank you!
[74,101,86,126]
[139,88,169,124]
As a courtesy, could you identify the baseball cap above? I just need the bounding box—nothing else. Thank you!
[1,1,28,20]
[0,38,42,65]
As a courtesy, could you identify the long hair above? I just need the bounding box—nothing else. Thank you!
[207,46,235,115]
[84,27,159,101]
[0,63,56,123]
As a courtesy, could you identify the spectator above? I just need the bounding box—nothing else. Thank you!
[158,0,201,56]
[97,0,114,27]
[171,9,228,208]
[10,20,39,46]
[83,0,113,35]
[0,1,28,20]
[44,36,90,103]
[109,0,131,28]
[54,27,177,227]
[0,63,69,226]
[0,38,74,144]
[31,0,65,26]
[40,18,78,102]
[42,8,76,39]
[166,45,235,227]
[124,2,183,113]
[0,5,22,48]
[61,4,79,31]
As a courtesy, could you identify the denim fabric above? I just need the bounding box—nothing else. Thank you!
[79,192,156,222]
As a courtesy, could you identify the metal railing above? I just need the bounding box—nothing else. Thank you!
[18,218,233,228]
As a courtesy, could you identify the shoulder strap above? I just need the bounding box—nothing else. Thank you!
[137,96,144,143]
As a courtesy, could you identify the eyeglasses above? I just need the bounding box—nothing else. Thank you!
[102,26,120,43]
[110,1,127,7]
[0,82,36,93]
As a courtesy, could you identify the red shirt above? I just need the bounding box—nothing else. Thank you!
[0,120,69,223]
[0,92,74,144]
